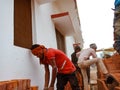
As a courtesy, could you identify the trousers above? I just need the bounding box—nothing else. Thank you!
[56,72,81,90]
[78,58,108,90]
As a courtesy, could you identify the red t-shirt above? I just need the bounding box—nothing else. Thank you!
[41,48,76,74]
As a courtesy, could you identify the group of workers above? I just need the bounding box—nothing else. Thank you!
[30,43,108,90]
[28,0,120,90]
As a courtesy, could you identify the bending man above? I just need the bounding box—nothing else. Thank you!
[30,44,81,90]
[77,43,108,90]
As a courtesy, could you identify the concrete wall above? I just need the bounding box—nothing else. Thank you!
[0,0,75,90]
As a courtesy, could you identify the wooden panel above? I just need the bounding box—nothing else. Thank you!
[14,0,32,49]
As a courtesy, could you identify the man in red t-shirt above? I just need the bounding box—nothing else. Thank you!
[30,44,81,90]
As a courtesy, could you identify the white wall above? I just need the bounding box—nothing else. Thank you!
[0,0,76,90]
[33,2,57,48]
[65,36,75,59]
[0,0,46,89]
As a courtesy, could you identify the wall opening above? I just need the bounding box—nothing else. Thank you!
[55,28,66,53]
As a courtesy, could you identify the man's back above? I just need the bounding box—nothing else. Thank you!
[78,48,97,61]
[71,52,78,65]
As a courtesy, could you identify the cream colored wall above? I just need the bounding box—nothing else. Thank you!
[32,2,57,47]
[0,0,76,90]
[0,0,45,89]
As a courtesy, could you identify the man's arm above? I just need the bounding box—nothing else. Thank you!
[91,50,97,58]
[71,53,79,67]
[44,64,50,89]
[49,58,57,88]
[71,53,76,63]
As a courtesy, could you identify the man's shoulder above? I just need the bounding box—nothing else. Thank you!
[82,48,91,51]
[82,48,95,53]
[87,48,94,51]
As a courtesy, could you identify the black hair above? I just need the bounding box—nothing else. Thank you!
[30,44,40,50]
[74,46,81,52]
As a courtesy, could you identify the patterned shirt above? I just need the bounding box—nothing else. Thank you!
[77,48,97,62]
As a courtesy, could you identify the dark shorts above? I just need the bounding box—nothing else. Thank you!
[56,72,81,90]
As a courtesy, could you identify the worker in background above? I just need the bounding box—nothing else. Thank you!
[77,43,108,90]
[71,45,84,90]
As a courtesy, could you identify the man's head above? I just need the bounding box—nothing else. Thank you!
[74,46,81,53]
[30,44,46,59]
[89,43,97,50]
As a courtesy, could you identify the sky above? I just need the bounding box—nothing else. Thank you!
[77,0,115,50]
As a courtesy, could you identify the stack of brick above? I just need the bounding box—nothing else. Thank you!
[97,54,120,90]
[0,79,38,90]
